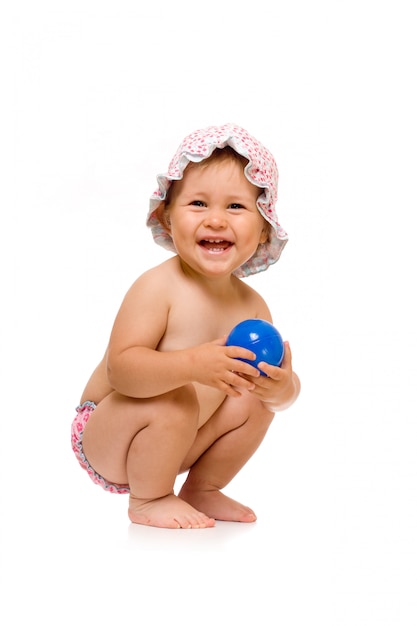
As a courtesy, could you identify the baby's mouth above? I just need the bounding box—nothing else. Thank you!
[199,239,233,252]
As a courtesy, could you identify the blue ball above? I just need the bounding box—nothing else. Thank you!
[226,319,284,375]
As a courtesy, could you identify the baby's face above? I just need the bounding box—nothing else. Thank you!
[163,159,268,278]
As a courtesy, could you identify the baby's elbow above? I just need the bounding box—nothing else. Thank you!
[106,363,116,390]
[105,351,120,389]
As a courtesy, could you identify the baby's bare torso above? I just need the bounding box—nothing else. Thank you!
[81,256,270,426]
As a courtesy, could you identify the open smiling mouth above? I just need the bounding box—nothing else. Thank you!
[199,239,233,253]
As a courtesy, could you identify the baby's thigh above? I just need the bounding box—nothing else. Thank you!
[82,387,198,479]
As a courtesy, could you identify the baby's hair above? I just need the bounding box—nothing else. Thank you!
[190,146,249,171]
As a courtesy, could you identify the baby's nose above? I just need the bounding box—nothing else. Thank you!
[203,207,227,228]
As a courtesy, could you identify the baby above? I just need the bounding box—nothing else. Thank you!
[71,123,300,529]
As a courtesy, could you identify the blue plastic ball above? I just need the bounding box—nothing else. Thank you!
[226,319,284,375]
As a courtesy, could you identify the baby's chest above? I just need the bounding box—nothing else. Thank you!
[167,302,244,346]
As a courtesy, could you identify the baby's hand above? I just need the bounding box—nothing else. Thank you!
[189,337,260,396]
[244,342,300,410]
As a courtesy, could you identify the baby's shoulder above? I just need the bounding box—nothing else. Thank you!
[132,257,179,289]
[117,260,176,314]
[233,277,271,318]
[234,275,265,302]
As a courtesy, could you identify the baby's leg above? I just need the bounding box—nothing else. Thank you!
[178,391,275,522]
[81,387,215,529]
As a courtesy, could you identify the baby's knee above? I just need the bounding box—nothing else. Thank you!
[246,393,275,426]
[223,391,274,433]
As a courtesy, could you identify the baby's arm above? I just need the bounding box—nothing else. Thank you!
[105,270,260,399]
[108,339,261,399]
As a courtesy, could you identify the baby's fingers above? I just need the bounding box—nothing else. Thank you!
[228,357,261,382]
[257,342,292,378]
[280,341,293,369]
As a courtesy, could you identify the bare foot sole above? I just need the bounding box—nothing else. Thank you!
[178,486,257,523]
[128,493,216,529]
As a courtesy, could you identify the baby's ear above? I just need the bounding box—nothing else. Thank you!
[155,202,171,232]
[259,222,271,244]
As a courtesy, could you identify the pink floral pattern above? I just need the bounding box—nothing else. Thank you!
[146,123,288,277]
[71,402,130,494]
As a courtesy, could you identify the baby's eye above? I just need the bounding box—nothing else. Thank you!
[190,200,206,207]
[229,203,245,210]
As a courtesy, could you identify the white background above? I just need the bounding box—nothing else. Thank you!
[1,1,416,624]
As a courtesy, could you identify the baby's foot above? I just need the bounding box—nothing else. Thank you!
[128,493,215,529]
[178,485,257,523]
